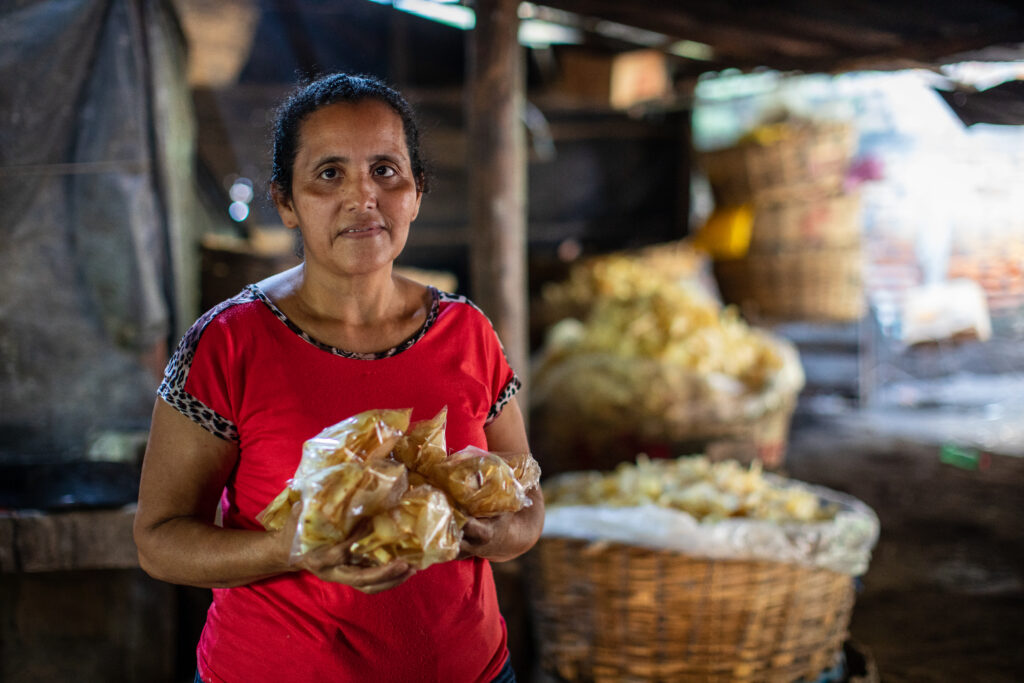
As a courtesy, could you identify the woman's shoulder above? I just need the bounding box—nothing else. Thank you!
[175,286,265,356]
[433,289,490,322]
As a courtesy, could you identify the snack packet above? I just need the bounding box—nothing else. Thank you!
[257,408,412,543]
[257,486,301,531]
[294,459,408,557]
[428,446,532,517]
[393,407,448,474]
[348,484,461,569]
[296,408,411,478]
[258,407,541,572]
[500,451,542,492]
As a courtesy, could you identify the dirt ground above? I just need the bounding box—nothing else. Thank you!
[782,412,1024,682]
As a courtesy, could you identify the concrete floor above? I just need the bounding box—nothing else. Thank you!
[782,410,1024,682]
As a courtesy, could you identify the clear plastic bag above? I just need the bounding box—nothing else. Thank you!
[348,484,461,569]
[257,407,542,571]
[256,408,411,533]
[501,451,542,492]
[293,459,408,557]
[428,446,532,517]
[295,408,411,479]
[393,407,448,473]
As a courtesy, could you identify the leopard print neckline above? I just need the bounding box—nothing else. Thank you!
[247,283,441,360]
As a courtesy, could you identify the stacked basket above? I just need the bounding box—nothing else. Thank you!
[700,120,865,322]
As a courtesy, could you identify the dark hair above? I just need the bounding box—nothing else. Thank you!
[270,73,429,199]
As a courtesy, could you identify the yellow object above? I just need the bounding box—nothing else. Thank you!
[739,122,795,146]
[692,205,753,260]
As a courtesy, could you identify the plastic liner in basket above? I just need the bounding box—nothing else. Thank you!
[542,472,878,576]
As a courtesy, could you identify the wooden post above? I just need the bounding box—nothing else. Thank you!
[466,0,529,391]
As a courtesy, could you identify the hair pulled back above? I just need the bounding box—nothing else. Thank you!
[270,73,429,199]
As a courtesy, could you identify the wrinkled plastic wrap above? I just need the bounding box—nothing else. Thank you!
[257,408,541,571]
[542,459,878,576]
[348,485,461,568]
[294,460,408,556]
[429,446,534,518]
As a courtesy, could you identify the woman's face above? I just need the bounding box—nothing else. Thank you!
[275,100,422,277]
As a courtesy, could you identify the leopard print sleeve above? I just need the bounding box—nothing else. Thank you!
[156,290,256,442]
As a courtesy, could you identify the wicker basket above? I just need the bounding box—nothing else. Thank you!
[528,538,856,683]
[714,247,864,322]
[699,122,856,206]
[750,193,861,251]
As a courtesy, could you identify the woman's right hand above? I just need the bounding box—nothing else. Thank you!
[278,504,417,594]
[135,400,415,591]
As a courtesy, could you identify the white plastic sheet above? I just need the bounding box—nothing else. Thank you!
[542,476,879,576]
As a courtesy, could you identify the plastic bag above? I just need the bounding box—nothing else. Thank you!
[348,485,461,569]
[256,408,411,532]
[293,459,408,557]
[428,446,532,517]
[393,407,448,473]
[501,451,542,492]
[295,408,411,479]
[257,407,541,572]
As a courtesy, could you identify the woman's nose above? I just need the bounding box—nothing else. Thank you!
[343,174,377,211]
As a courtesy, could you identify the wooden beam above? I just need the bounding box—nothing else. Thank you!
[539,0,839,59]
[467,0,530,387]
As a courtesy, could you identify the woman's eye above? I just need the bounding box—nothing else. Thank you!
[374,165,397,178]
[319,168,338,180]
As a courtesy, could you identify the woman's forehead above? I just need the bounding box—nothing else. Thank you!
[296,100,407,159]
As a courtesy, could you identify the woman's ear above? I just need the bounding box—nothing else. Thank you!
[410,173,425,222]
[271,183,299,229]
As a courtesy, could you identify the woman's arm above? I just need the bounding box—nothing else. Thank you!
[460,398,546,562]
[133,399,292,588]
[134,399,415,592]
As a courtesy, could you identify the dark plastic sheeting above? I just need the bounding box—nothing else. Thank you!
[0,0,211,463]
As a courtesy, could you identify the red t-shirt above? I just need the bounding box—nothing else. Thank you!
[158,284,521,683]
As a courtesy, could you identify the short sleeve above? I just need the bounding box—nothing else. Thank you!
[157,293,253,442]
[477,312,522,425]
[436,290,521,426]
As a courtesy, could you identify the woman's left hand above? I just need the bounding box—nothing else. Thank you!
[458,485,544,562]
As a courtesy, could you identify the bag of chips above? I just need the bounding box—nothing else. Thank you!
[348,484,461,569]
[257,407,541,571]
[428,446,532,518]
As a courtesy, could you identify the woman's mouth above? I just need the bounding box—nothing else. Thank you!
[339,223,385,237]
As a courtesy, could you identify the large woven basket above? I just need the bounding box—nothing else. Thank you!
[528,538,856,683]
[699,122,856,205]
[714,247,864,322]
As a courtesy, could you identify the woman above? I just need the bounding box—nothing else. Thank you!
[134,73,544,683]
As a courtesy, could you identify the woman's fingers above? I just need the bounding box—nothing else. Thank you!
[319,561,415,593]
[296,541,415,592]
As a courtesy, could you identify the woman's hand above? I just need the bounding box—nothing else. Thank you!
[277,503,416,594]
[460,398,545,563]
[295,545,416,593]
[458,485,544,563]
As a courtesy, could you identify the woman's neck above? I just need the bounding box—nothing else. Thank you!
[292,262,401,326]
[259,263,430,354]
